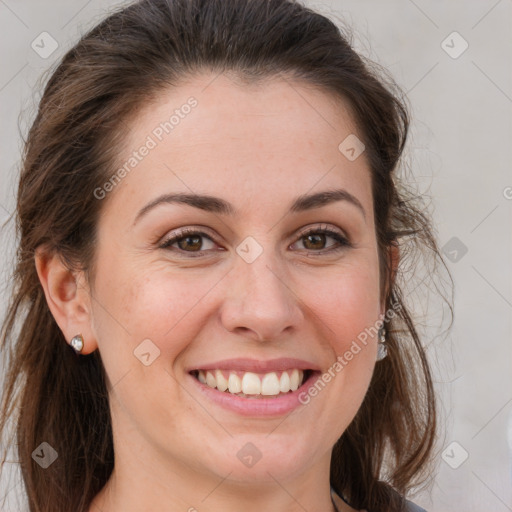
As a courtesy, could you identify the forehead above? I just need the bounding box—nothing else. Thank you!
[103,73,373,222]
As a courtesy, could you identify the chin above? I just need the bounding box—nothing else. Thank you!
[197,436,318,483]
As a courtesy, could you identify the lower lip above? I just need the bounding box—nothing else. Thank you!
[188,371,321,417]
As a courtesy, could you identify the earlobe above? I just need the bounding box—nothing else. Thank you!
[34,247,97,354]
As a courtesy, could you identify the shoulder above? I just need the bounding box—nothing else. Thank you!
[403,499,428,512]
[359,501,427,512]
[330,486,428,512]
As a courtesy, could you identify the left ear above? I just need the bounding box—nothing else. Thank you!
[35,246,98,354]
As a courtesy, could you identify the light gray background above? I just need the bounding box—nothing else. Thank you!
[1,1,511,511]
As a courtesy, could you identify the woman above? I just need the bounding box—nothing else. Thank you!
[0,1,451,511]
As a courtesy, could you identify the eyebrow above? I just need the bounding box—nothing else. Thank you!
[133,188,366,225]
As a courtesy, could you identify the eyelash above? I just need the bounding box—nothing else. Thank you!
[158,225,351,257]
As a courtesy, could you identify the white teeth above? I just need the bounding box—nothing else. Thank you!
[195,369,307,396]
[290,369,301,391]
[206,371,216,388]
[242,372,261,395]
[228,373,242,393]
[215,369,228,392]
[261,372,280,395]
[279,371,290,393]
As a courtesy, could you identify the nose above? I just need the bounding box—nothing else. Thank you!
[219,251,304,342]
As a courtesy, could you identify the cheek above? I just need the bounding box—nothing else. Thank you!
[90,263,222,422]
[301,268,380,429]
[93,261,222,358]
[295,256,381,407]
[304,260,381,342]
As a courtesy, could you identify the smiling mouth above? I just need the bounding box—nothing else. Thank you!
[190,369,315,399]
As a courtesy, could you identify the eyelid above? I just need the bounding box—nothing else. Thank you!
[295,223,348,240]
[290,224,351,252]
[157,226,222,256]
[158,225,217,245]
[158,223,351,255]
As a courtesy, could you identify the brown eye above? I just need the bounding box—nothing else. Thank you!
[159,229,217,255]
[302,233,327,250]
[177,235,203,251]
[291,227,350,253]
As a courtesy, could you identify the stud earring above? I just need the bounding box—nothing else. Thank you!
[70,333,84,354]
[376,326,387,361]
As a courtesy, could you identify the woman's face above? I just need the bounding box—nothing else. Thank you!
[88,73,384,489]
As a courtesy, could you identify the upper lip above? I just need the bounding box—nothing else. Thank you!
[187,357,321,374]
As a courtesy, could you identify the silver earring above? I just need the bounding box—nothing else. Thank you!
[70,333,84,354]
[376,327,387,361]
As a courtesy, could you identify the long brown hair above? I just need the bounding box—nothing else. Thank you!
[0,1,452,511]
